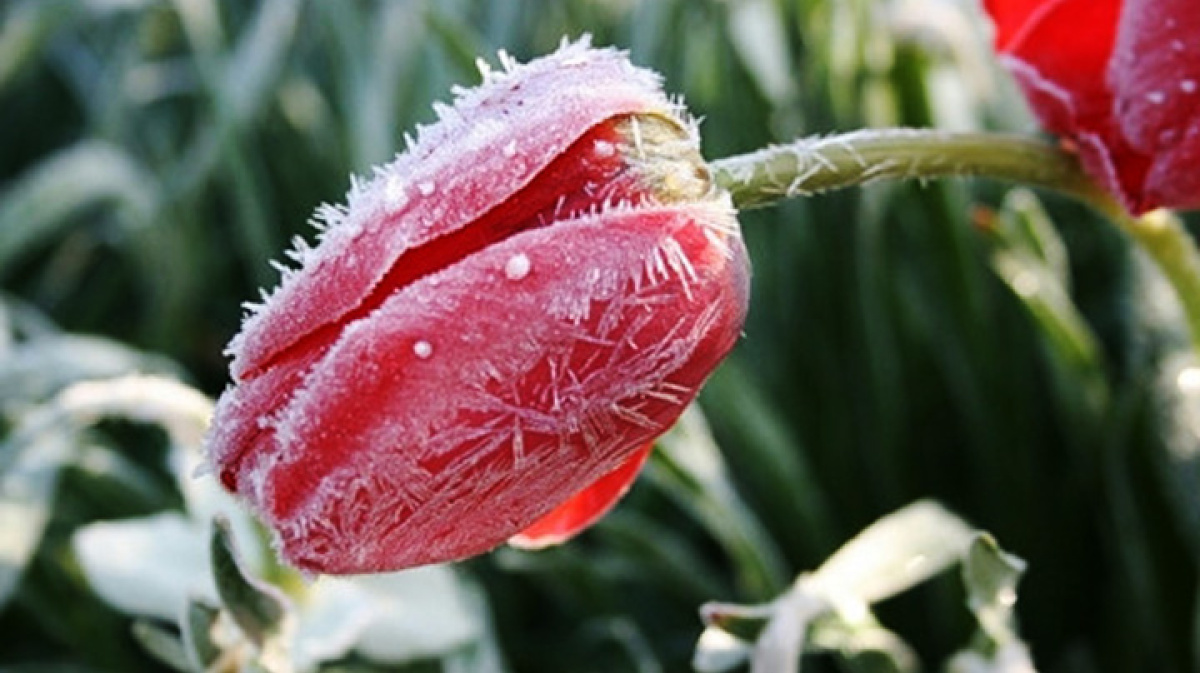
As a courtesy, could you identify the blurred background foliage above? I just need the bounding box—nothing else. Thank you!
[2,0,1200,671]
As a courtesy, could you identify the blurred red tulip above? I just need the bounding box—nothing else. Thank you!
[985,0,1200,213]
[206,40,750,574]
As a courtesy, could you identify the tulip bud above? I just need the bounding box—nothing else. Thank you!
[206,39,749,574]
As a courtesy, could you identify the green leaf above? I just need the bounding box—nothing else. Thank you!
[181,599,222,670]
[131,620,192,673]
[961,534,1027,645]
[809,614,917,673]
[985,191,1107,410]
[0,425,72,610]
[809,500,972,604]
[724,0,795,105]
[693,625,752,673]
[0,0,82,93]
[209,516,289,647]
[995,190,1069,287]
[0,141,157,277]
[650,403,788,598]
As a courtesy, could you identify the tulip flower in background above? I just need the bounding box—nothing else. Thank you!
[207,40,750,574]
[983,0,1200,214]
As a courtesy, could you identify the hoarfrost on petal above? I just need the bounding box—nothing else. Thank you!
[384,175,408,211]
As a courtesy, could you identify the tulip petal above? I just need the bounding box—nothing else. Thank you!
[987,0,1119,145]
[984,0,1060,52]
[986,0,1200,212]
[230,41,669,382]
[235,201,746,574]
[208,40,751,575]
[1109,0,1200,210]
[509,440,654,549]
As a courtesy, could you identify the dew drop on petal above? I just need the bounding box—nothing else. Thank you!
[418,181,436,196]
[1146,90,1167,104]
[502,140,518,158]
[1182,80,1197,94]
[413,340,433,359]
[504,253,531,281]
[593,140,616,158]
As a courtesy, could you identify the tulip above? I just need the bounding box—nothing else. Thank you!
[206,39,750,574]
[984,0,1200,213]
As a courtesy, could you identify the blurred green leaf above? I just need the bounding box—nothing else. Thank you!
[809,616,917,673]
[209,516,289,648]
[0,141,156,277]
[810,500,972,604]
[650,404,788,598]
[181,599,222,670]
[0,427,71,610]
[130,620,191,673]
[961,534,1026,646]
[724,0,795,107]
[0,0,81,93]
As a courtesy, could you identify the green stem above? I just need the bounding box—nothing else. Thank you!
[711,128,1200,352]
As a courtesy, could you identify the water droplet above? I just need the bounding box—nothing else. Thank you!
[593,140,616,158]
[384,175,408,210]
[413,340,433,359]
[504,253,531,280]
[1173,39,1186,52]
[418,181,436,196]
[502,140,518,158]
[1182,80,1197,94]
[1146,90,1167,104]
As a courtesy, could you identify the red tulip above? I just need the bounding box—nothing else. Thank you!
[984,0,1200,213]
[206,40,750,574]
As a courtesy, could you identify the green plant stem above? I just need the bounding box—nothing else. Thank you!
[711,129,1200,352]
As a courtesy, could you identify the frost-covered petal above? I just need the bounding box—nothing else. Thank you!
[510,440,654,549]
[984,0,1132,202]
[1108,0,1200,210]
[984,0,1200,212]
[227,40,669,382]
[242,201,746,573]
[207,39,750,574]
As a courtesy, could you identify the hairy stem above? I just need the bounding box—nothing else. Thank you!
[711,129,1200,352]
